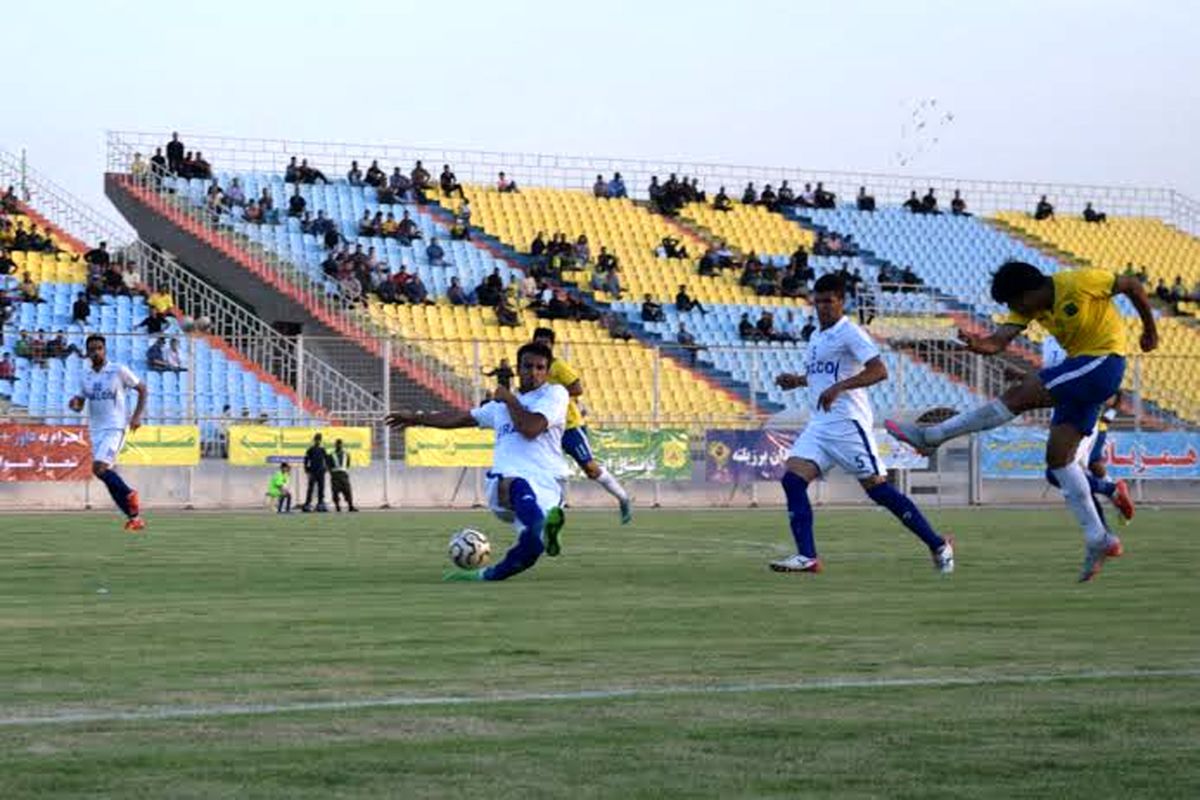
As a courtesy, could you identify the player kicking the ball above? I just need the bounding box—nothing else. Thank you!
[385,342,569,581]
[886,263,1156,582]
[69,334,149,531]
[770,274,954,575]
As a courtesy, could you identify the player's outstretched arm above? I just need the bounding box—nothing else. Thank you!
[1115,275,1158,352]
[775,373,807,390]
[384,410,476,429]
[959,324,1022,356]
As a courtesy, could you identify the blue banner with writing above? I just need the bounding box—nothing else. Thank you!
[981,428,1200,479]
[704,428,928,483]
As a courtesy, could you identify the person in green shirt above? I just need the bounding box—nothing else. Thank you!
[266,462,292,513]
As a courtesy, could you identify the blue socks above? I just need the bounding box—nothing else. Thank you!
[482,478,545,581]
[782,472,816,558]
[866,482,945,552]
[99,469,134,517]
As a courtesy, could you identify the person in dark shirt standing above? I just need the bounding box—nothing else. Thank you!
[72,292,91,328]
[165,132,184,175]
[329,438,357,512]
[303,433,329,512]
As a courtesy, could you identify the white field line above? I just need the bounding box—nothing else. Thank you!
[2,668,1197,728]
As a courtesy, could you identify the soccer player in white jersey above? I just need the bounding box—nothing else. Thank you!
[769,274,954,575]
[385,342,569,581]
[68,334,148,531]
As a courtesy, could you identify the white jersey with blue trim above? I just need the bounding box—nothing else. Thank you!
[470,383,570,480]
[804,316,880,429]
[78,361,141,432]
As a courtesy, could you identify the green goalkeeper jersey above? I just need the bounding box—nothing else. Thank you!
[267,471,290,497]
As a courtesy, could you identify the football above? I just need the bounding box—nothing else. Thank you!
[449,528,491,569]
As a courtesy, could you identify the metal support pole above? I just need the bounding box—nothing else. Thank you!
[295,334,306,425]
[652,346,662,508]
[382,337,392,509]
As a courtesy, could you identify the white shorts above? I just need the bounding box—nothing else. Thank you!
[91,428,127,466]
[788,420,885,480]
[485,470,563,532]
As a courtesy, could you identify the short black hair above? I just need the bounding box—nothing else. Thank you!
[516,342,553,366]
[813,273,846,298]
[532,326,555,343]
[991,261,1048,305]
[85,333,106,348]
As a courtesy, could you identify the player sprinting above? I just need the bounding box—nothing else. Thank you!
[68,334,148,531]
[886,263,1157,582]
[531,327,632,524]
[770,274,955,575]
[385,342,569,581]
[1041,334,1133,524]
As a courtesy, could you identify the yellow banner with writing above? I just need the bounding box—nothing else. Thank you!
[405,428,496,467]
[118,425,201,466]
[228,426,372,467]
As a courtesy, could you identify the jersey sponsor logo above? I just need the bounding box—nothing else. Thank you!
[1063,302,1079,317]
[85,387,119,402]
[807,359,841,379]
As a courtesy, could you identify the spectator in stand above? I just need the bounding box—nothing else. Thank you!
[243,200,263,224]
[950,190,969,216]
[44,332,83,361]
[146,337,172,372]
[447,276,474,306]
[259,188,277,223]
[0,246,14,276]
[903,190,923,213]
[495,295,520,327]
[426,237,446,266]
[596,246,617,275]
[738,312,762,341]
[459,198,472,224]
[1170,275,1186,307]
[483,358,515,389]
[1154,278,1170,303]
[365,160,385,188]
[298,159,327,184]
[603,263,622,298]
[84,241,111,269]
[1034,195,1055,220]
[225,178,246,208]
[920,187,939,214]
[604,312,633,341]
[389,166,412,200]
[741,182,757,205]
[449,217,469,240]
[520,273,539,305]
[149,147,167,186]
[1083,202,1108,223]
[574,234,591,266]
[166,132,184,175]
[777,180,796,207]
[529,231,547,258]
[166,339,187,372]
[136,308,171,335]
[814,182,836,209]
[713,186,733,212]
[593,174,609,198]
[608,172,627,199]
[148,287,174,316]
[398,210,422,241]
[675,284,707,315]
[284,156,301,183]
[641,293,666,322]
[756,311,793,342]
[0,352,16,382]
[697,246,720,277]
[676,322,703,366]
[72,292,91,327]
[661,235,687,259]
[19,272,43,304]
[287,185,306,218]
[411,160,431,190]
[347,160,364,186]
[404,273,434,305]
[759,184,778,211]
[130,153,148,181]
[193,152,213,180]
[340,272,363,305]
[496,171,518,193]
[439,164,461,197]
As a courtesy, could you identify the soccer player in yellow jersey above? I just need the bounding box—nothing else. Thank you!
[532,327,633,524]
[886,262,1157,582]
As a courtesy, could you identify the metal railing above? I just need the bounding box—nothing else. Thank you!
[106,130,1200,234]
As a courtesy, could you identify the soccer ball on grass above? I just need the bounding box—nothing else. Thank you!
[449,528,491,569]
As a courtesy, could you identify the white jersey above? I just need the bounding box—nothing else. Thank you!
[78,361,141,431]
[803,316,880,428]
[470,383,570,480]
[1041,335,1067,369]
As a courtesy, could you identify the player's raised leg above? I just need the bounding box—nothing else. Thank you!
[770,457,823,574]
[886,372,1047,454]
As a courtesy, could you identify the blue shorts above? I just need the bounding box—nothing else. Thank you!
[1039,355,1125,437]
[1088,430,1108,465]
[561,427,594,468]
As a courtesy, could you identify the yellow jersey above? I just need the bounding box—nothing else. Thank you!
[547,357,584,430]
[1003,269,1125,357]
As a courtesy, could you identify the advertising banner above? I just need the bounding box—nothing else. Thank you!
[119,425,200,466]
[228,426,372,466]
[981,428,1200,479]
[0,425,91,482]
[704,428,929,483]
[405,428,495,467]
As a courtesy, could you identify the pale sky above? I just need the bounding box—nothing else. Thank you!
[4,0,1198,222]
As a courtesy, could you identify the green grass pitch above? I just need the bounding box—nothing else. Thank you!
[1,506,1198,798]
